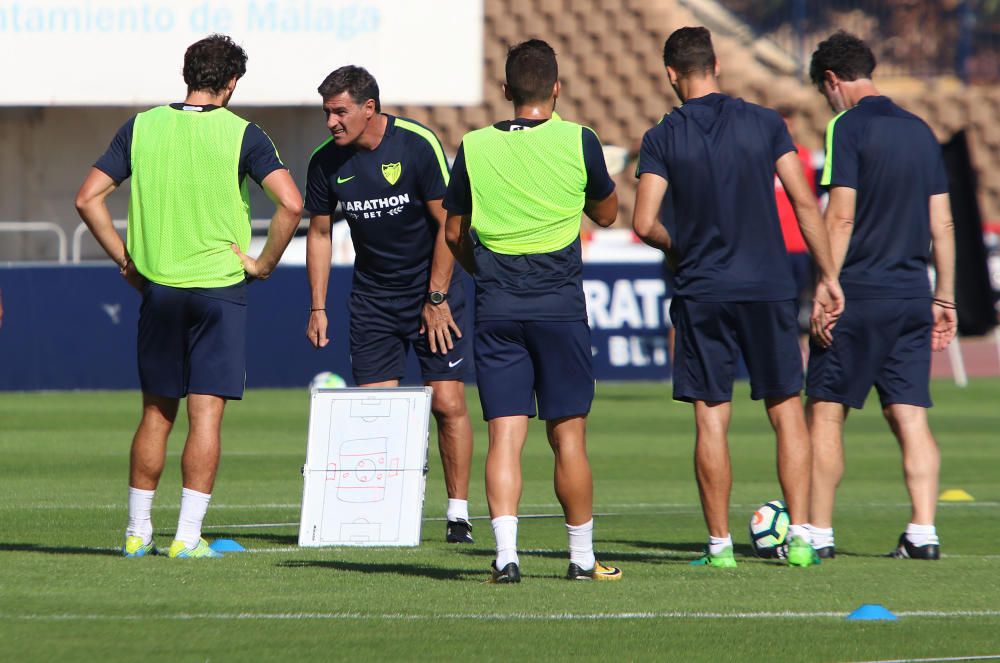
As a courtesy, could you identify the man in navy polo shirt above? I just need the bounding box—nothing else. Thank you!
[632,27,843,568]
[304,66,476,543]
[806,32,957,560]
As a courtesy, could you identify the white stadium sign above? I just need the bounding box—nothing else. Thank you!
[0,0,483,105]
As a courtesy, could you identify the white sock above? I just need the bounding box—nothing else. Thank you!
[126,487,155,544]
[788,523,811,544]
[808,525,835,549]
[175,487,212,549]
[708,534,733,555]
[905,522,939,547]
[446,499,469,523]
[492,515,519,568]
[566,519,596,571]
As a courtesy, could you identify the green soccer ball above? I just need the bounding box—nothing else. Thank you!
[309,371,346,391]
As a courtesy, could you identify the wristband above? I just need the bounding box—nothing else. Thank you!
[311,308,326,312]
[933,298,956,309]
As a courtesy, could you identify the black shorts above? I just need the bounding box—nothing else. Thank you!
[671,297,803,402]
[474,319,594,421]
[137,282,247,400]
[806,298,932,409]
[348,284,469,385]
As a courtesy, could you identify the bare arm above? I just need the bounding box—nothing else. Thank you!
[777,152,846,346]
[445,213,475,277]
[421,199,462,354]
[74,168,145,292]
[929,192,957,351]
[584,190,618,228]
[305,213,332,348]
[821,185,857,276]
[232,169,303,279]
[631,173,675,264]
[776,151,838,282]
[427,199,457,290]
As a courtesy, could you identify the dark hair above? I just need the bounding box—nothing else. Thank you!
[505,39,558,106]
[183,34,247,95]
[663,27,715,75]
[317,66,381,112]
[809,31,876,89]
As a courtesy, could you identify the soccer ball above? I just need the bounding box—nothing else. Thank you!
[749,499,789,558]
[309,371,346,391]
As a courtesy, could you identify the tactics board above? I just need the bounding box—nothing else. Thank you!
[298,387,431,547]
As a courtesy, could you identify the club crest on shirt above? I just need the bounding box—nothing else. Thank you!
[381,162,401,185]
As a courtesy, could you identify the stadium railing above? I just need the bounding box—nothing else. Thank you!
[0,221,68,263]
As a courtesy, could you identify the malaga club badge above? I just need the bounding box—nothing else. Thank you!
[381,162,401,185]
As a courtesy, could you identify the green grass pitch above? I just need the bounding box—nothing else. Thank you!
[1,380,998,662]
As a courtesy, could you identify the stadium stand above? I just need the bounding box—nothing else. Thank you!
[382,0,1000,228]
[1,0,999,259]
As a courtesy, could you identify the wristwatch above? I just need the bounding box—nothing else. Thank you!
[427,290,447,305]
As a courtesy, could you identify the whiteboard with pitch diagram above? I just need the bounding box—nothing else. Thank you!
[299,387,432,547]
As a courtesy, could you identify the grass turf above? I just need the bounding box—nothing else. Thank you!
[1,380,998,662]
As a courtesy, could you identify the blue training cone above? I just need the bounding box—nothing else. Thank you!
[209,539,246,553]
[846,604,897,621]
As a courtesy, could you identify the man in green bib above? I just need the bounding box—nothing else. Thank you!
[75,34,303,559]
[444,39,621,583]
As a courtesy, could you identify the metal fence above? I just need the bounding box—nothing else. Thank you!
[718,0,1000,82]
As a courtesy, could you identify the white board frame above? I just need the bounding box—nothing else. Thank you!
[298,386,432,547]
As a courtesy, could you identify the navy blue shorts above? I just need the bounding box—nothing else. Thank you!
[671,297,803,402]
[348,284,469,385]
[474,319,594,421]
[807,298,932,409]
[137,282,247,400]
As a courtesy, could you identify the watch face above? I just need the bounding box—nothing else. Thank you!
[429,291,446,304]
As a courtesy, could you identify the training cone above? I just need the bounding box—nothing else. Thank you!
[846,604,897,621]
[209,539,246,553]
[939,489,975,502]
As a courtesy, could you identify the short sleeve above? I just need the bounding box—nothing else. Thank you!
[410,129,450,201]
[821,112,858,189]
[94,116,136,184]
[582,126,615,200]
[770,111,796,161]
[635,125,669,181]
[443,143,472,215]
[304,150,336,216]
[240,124,286,186]
[931,147,949,195]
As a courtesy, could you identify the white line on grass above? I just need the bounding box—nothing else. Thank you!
[0,503,303,510]
[3,610,999,622]
[6,501,996,511]
[40,545,1000,560]
[849,655,1000,663]
[202,522,298,529]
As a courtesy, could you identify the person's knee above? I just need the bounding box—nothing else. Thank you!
[186,394,226,430]
[432,387,468,420]
[883,404,928,434]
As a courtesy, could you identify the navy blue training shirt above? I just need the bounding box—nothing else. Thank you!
[821,96,948,299]
[444,117,615,321]
[636,93,797,302]
[305,114,454,296]
[94,104,286,187]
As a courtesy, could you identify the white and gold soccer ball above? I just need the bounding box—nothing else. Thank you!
[749,499,789,558]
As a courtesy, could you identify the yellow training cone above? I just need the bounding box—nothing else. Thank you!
[939,489,975,502]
